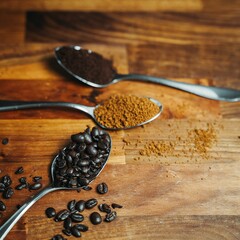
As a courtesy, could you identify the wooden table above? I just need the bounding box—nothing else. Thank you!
[0,1,240,239]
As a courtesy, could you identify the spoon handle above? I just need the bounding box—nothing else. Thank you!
[0,100,95,116]
[0,186,56,240]
[117,74,240,102]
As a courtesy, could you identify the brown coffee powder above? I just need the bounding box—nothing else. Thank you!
[94,94,160,129]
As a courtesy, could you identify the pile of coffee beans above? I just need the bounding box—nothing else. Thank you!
[0,167,43,217]
[53,127,111,188]
[48,182,123,239]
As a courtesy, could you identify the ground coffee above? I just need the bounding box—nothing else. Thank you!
[56,47,116,85]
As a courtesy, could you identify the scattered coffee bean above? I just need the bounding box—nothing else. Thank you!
[19,177,27,183]
[3,187,14,199]
[15,167,24,174]
[1,138,9,145]
[75,224,88,232]
[105,211,117,222]
[75,200,85,212]
[33,176,42,182]
[51,234,66,240]
[111,203,123,209]
[45,207,56,218]
[1,175,12,188]
[0,200,6,211]
[0,183,5,192]
[67,199,76,212]
[98,203,111,214]
[64,217,72,229]
[15,183,27,190]
[85,198,98,209]
[70,213,84,223]
[29,182,42,190]
[62,229,72,236]
[55,209,70,222]
[82,185,92,191]
[96,182,108,194]
[71,226,82,238]
[90,212,102,225]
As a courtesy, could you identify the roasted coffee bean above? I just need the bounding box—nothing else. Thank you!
[78,159,90,167]
[112,203,123,209]
[75,200,85,212]
[77,178,90,187]
[15,167,24,174]
[77,143,86,152]
[15,183,27,190]
[83,132,92,144]
[29,182,42,190]
[91,126,100,139]
[97,182,108,194]
[3,187,14,199]
[89,212,102,225]
[62,229,72,236]
[55,209,70,222]
[0,183,5,192]
[67,199,76,212]
[70,213,84,222]
[45,207,56,218]
[68,150,77,158]
[56,159,67,169]
[51,234,66,240]
[1,175,12,188]
[105,211,117,222]
[33,176,42,182]
[64,217,72,229]
[85,198,98,209]
[0,200,6,211]
[71,226,81,238]
[2,138,9,145]
[82,186,92,191]
[98,203,111,214]
[71,133,85,143]
[75,224,89,232]
[19,177,27,183]
[86,144,97,156]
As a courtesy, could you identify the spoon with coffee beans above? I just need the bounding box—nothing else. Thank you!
[0,127,111,240]
[55,45,240,102]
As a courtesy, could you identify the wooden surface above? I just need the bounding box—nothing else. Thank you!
[0,1,240,239]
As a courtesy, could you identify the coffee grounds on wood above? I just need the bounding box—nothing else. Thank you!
[94,94,160,129]
[56,47,116,85]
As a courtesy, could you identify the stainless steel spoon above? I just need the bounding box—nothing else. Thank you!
[55,46,240,102]
[0,131,112,240]
[0,97,163,130]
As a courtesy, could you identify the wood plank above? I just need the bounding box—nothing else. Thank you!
[26,12,240,44]
[0,12,25,44]
[0,0,203,12]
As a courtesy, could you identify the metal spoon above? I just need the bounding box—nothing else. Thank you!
[0,129,112,240]
[55,46,240,102]
[0,97,163,130]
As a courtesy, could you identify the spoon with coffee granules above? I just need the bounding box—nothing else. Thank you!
[0,127,111,240]
[0,95,163,130]
[55,46,240,102]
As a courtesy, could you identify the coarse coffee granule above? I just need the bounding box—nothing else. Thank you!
[94,94,160,129]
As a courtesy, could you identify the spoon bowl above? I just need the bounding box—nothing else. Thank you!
[0,127,112,240]
[0,97,163,130]
[55,45,240,102]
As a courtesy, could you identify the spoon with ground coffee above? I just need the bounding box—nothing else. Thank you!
[0,95,163,130]
[55,46,240,102]
[0,127,111,240]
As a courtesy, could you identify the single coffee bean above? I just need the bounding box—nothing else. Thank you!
[64,217,72,229]
[15,167,24,174]
[62,229,72,236]
[45,207,56,218]
[83,132,92,144]
[0,200,6,211]
[55,209,70,222]
[29,182,42,190]
[96,182,108,194]
[98,203,111,214]
[3,187,14,199]
[70,213,84,222]
[105,211,117,222]
[71,226,81,238]
[112,203,123,209]
[75,224,89,232]
[33,176,42,182]
[1,138,9,145]
[0,183,5,192]
[19,177,27,183]
[77,143,86,152]
[67,199,76,212]
[82,185,92,191]
[89,212,102,225]
[86,145,97,156]
[85,198,98,209]
[75,200,85,212]
[51,234,66,240]
[15,183,27,190]
[71,133,85,143]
